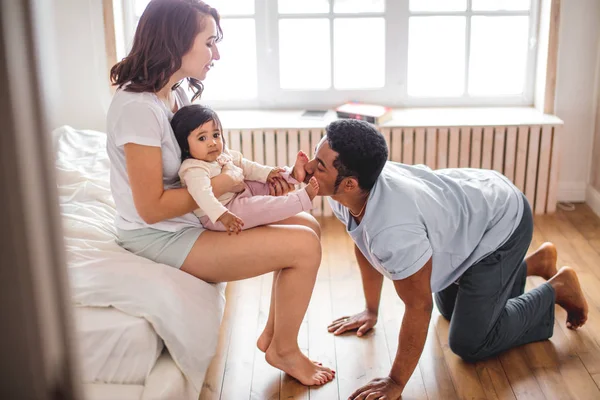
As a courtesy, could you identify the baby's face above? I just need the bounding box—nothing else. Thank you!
[187,119,223,162]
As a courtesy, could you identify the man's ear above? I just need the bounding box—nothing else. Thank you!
[343,177,360,192]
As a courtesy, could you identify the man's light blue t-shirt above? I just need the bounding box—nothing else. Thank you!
[329,163,524,293]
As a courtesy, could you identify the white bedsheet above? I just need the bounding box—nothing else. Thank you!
[74,306,164,385]
[83,350,193,400]
[54,126,226,398]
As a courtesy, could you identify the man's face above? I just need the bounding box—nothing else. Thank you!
[304,137,341,197]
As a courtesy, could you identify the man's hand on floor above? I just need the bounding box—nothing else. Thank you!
[327,309,378,336]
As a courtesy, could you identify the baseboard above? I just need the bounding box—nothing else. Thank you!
[557,181,587,202]
[587,185,600,217]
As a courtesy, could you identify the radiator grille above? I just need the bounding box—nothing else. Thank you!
[224,124,561,216]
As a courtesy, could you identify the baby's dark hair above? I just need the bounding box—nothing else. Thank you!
[171,104,224,161]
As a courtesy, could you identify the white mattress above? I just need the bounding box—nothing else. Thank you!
[74,306,164,385]
[83,350,196,400]
[56,126,226,397]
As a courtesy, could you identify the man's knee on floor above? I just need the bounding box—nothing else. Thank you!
[435,301,453,321]
[448,332,487,362]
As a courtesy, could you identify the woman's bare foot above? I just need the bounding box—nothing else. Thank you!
[304,177,319,200]
[265,346,335,386]
[257,329,272,353]
[257,331,324,366]
[292,151,309,184]
[526,242,558,280]
[548,266,588,329]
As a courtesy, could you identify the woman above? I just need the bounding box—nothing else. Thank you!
[106,0,334,386]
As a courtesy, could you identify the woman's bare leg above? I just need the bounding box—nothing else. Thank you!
[257,213,321,353]
[180,222,333,385]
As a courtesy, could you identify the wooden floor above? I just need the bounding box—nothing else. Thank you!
[199,205,600,400]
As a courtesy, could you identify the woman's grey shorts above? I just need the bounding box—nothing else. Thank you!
[116,226,205,268]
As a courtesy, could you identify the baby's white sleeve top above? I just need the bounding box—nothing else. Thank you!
[178,150,274,223]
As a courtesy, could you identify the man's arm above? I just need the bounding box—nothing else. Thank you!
[356,244,384,314]
[327,244,384,336]
[389,257,433,388]
[349,257,433,400]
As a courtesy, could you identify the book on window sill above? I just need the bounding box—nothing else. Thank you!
[335,102,393,125]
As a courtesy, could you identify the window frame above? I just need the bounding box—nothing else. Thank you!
[120,0,541,109]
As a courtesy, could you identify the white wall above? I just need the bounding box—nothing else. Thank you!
[47,0,600,202]
[586,31,600,217]
[47,0,111,132]
[554,0,600,202]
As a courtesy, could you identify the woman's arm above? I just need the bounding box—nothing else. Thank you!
[212,173,244,198]
[124,143,241,224]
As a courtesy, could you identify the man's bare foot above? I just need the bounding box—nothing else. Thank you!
[292,151,309,184]
[526,242,558,280]
[265,346,334,386]
[304,177,319,200]
[548,266,588,329]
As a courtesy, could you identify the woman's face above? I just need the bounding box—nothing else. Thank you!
[180,16,221,81]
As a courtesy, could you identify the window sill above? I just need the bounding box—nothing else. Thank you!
[214,107,563,130]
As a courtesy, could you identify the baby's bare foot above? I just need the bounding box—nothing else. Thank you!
[526,242,558,280]
[304,176,319,200]
[265,346,334,386]
[292,151,309,184]
[549,266,588,329]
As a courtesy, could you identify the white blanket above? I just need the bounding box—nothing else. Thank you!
[74,306,164,385]
[54,126,226,397]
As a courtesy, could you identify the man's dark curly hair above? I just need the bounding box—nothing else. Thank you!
[326,119,388,193]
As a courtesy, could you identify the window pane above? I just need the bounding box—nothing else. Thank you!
[334,18,384,89]
[279,19,331,89]
[333,0,384,13]
[408,17,465,96]
[468,16,529,96]
[204,0,254,15]
[134,0,254,18]
[472,0,530,11]
[409,0,466,12]
[278,0,329,14]
[201,19,257,100]
[134,0,150,17]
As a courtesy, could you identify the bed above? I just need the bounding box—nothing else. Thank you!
[54,125,225,400]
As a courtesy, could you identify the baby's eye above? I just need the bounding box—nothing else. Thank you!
[199,136,206,141]
[213,132,221,139]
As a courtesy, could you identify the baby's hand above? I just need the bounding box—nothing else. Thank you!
[217,211,244,235]
[267,167,285,182]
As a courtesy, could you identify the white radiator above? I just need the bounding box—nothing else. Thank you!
[224,124,561,216]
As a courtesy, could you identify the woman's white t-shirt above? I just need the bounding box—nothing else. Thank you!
[106,85,201,232]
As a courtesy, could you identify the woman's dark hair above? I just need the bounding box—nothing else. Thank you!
[171,104,223,161]
[110,0,222,102]
[326,119,389,193]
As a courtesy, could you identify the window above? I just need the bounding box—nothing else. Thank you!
[122,0,539,109]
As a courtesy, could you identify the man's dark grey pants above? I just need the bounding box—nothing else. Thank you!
[434,194,555,362]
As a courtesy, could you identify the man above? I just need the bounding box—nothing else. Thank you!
[301,119,588,400]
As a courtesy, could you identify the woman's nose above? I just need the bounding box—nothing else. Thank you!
[212,44,221,61]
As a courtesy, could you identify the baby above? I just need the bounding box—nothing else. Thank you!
[171,104,318,234]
